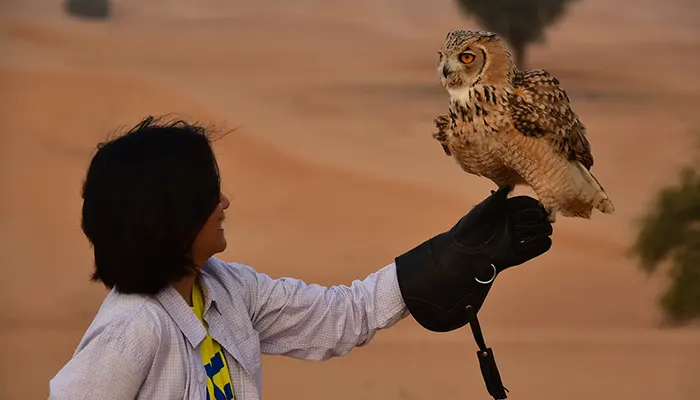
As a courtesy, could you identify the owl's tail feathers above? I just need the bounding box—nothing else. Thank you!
[574,161,615,215]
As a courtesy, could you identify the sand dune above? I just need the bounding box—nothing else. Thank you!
[1,0,699,399]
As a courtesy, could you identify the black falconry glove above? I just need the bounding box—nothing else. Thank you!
[394,185,553,332]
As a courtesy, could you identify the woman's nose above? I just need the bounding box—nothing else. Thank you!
[220,193,231,209]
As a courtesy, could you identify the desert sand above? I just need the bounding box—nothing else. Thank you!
[1,0,699,399]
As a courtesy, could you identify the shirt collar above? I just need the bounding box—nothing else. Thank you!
[199,258,219,314]
[155,285,206,348]
[154,258,219,348]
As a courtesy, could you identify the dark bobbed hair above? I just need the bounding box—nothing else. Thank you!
[81,116,222,295]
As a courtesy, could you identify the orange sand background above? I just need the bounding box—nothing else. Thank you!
[1,0,699,399]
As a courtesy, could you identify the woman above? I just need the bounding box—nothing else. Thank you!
[49,116,553,399]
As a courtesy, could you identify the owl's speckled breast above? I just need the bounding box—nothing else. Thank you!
[446,85,524,187]
[450,135,523,187]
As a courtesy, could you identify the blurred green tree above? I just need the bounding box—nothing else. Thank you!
[64,0,110,19]
[455,0,580,68]
[631,160,700,325]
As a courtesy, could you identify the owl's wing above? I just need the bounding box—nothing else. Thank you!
[508,69,594,170]
[432,114,452,155]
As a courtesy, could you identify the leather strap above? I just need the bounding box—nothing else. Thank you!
[465,305,509,399]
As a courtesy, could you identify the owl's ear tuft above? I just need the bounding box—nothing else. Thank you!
[445,29,460,40]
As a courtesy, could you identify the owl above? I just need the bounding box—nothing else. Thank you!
[432,29,614,222]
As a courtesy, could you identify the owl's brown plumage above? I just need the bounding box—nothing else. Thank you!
[433,30,614,221]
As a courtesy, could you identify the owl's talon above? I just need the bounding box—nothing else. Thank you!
[543,206,557,223]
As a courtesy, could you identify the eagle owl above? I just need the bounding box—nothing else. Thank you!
[432,29,614,221]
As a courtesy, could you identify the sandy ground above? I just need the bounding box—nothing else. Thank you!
[1,0,699,399]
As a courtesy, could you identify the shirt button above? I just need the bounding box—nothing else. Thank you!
[198,375,206,384]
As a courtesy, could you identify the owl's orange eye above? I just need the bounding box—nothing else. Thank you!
[459,53,475,64]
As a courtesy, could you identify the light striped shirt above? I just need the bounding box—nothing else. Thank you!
[48,257,409,399]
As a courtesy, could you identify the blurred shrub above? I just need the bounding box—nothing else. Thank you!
[64,0,110,19]
[455,0,580,68]
[632,158,700,325]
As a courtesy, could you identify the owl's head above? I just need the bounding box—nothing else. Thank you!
[437,30,516,94]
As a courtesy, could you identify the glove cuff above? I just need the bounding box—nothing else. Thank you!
[394,232,498,332]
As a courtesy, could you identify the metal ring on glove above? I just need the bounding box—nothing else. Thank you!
[474,263,497,285]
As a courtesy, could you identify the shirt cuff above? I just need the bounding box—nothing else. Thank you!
[373,262,410,329]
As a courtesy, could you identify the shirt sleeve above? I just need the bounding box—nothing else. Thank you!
[48,316,154,399]
[239,262,409,360]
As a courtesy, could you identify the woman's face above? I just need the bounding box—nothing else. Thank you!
[191,192,231,266]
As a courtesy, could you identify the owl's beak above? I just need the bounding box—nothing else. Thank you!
[442,64,451,79]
